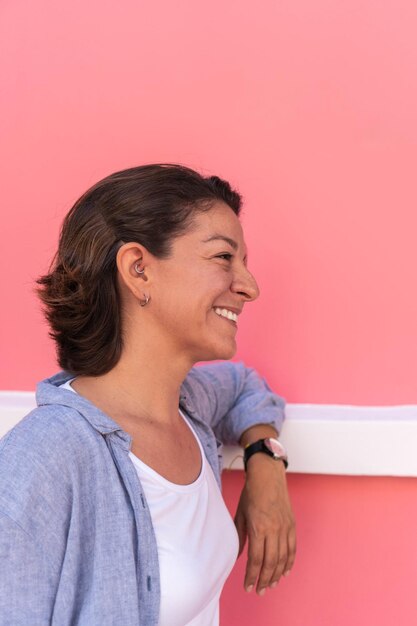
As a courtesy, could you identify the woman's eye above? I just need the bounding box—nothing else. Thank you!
[217,253,233,261]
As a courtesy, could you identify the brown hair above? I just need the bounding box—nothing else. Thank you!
[36,163,242,375]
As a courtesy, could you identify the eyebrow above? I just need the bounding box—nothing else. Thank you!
[202,234,248,262]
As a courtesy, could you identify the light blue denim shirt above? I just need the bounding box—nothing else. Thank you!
[0,360,285,625]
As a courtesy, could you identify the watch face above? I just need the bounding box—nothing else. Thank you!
[264,438,286,457]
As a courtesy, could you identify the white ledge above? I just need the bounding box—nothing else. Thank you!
[1,392,416,477]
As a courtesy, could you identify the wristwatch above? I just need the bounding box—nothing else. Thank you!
[243,437,288,471]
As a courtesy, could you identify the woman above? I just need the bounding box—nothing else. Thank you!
[0,164,295,625]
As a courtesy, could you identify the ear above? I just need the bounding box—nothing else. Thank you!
[116,242,151,301]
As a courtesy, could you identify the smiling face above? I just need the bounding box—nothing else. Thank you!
[148,201,260,363]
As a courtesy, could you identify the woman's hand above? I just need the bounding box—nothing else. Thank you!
[234,443,296,595]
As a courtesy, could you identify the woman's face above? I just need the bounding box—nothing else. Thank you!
[150,201,260,362]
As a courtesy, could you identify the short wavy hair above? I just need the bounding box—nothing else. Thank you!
[35,163,242,376]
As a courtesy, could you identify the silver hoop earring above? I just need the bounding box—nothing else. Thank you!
[139,294,150,307]
[134,263,145,274]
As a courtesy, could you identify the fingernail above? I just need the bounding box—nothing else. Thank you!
[246,585,254,593]
[284,570,291,576]
[270,581,278,588]
[258,588,266,596]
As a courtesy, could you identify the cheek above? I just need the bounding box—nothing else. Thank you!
[160,264,231,315]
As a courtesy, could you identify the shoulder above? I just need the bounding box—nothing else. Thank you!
[0,405,102,513]
[181,361,247,425]
[185,360,244,396]
[0,403,100,461]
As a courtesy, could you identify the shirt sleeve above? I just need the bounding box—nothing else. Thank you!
[184,360,286,445]
[0,511,55,624]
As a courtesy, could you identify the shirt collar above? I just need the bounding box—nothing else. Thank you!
[36,371,201,439]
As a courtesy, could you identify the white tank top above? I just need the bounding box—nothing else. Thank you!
[59,379,239,626]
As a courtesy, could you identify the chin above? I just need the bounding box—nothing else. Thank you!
[191,341,236,363]
[209,339,237,361]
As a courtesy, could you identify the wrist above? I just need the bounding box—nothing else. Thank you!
[245,451,287,473]
[243,436,288,471]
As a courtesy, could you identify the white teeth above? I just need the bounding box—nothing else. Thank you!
[214,307,238,322]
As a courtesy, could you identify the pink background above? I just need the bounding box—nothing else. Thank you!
[1,1,417,624]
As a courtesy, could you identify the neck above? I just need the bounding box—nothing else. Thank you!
[72,327,196,428]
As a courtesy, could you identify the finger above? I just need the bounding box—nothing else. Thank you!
[255,534,279,595]
[268,538,288,587]
[233,513,247,558]
[244,534,265,593]
[270,526,296,587]
[283,525,297,576]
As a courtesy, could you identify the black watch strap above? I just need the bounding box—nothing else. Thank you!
[243,438,288,471]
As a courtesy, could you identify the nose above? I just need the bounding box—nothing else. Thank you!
[231,264,260,303]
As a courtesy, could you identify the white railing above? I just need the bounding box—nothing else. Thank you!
[1,391,416,476]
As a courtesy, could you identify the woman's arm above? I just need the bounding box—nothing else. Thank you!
[235,424,296,596]
[183,360,296,596]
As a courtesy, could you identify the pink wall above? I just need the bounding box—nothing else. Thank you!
[1,1,416,624]
[222,472,417,625]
